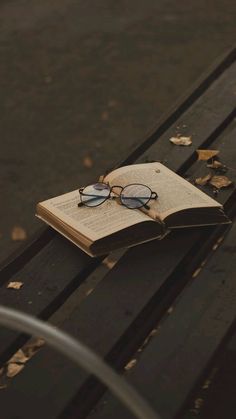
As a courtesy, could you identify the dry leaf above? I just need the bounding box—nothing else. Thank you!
[124,359,137,371]
[192,267,202,278]
[207,160,223,169]
[101,111,109,121]
[0,384,7,390]
[23,338,45,358]
[11,226,27,241]
[194,398,204,409]
[196,149,219,161]
[102,256,117,270]
[8,349,29,364]
[0,368,3,376]
[6,363,24,378]
[86,288,94,296]
[7,281,24,290]
[202,379,211,389]
[83,156,93,168]
[195,173,212,186]
[108,100,117,107]
[169,136,192,146]
[209,175,232,189]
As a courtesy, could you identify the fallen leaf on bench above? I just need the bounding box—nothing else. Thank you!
[11,226,27,241]
[167,306,174,314]
[195,173,212,186]
[169,136,192,146]
[7,281,24,290]
[102,256,117,270]
[194,398,204,410]
[202,379,211,389]
[83,156,93,168]
[207,160,223,169]
[209,175,232,189]
[196,149,219,161]
[23,338,45,358]
[124,359,137,371]
[7,349,29,364]
[6,363,24,378]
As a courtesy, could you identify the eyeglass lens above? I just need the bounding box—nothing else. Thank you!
[81,183,110,207]
[120,184,152,208]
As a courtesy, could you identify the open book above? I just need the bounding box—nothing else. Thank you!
[36,162,229,257]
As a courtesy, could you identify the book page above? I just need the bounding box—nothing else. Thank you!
[38,189,152,242]
[105,162,222,220]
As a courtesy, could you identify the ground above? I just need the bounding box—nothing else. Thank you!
[1,0,236,262]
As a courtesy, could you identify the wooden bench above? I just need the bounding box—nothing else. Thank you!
[0,46,236,419]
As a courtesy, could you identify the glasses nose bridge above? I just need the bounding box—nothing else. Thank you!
[110,185,123,195]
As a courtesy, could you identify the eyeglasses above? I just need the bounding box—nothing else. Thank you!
[78,183,158,210]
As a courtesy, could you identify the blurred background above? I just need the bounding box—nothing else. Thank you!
[0,0,236,263]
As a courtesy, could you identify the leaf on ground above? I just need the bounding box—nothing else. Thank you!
[11,226,27,241]
[6,363,25,378]
[7,281,24,290]
[169,136,192,146]
[196,149,219,161]
[207,160,223,169]
[101,111,109,121]
[195,173,212,186]
[83,156,93,168]
[8,349,29,364]
[209,175,233,189]
[108,99,117,107]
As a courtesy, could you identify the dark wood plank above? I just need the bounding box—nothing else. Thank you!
[0,235,102,364]
[0,122,235,419]
[89,213,236,419]
[0,227,54,286]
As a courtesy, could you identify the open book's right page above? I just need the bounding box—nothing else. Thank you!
[105,162,222,222]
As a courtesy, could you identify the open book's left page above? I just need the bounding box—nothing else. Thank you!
[36,189,152,242]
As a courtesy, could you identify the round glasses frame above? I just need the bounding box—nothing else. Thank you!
[78,182,158,210]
